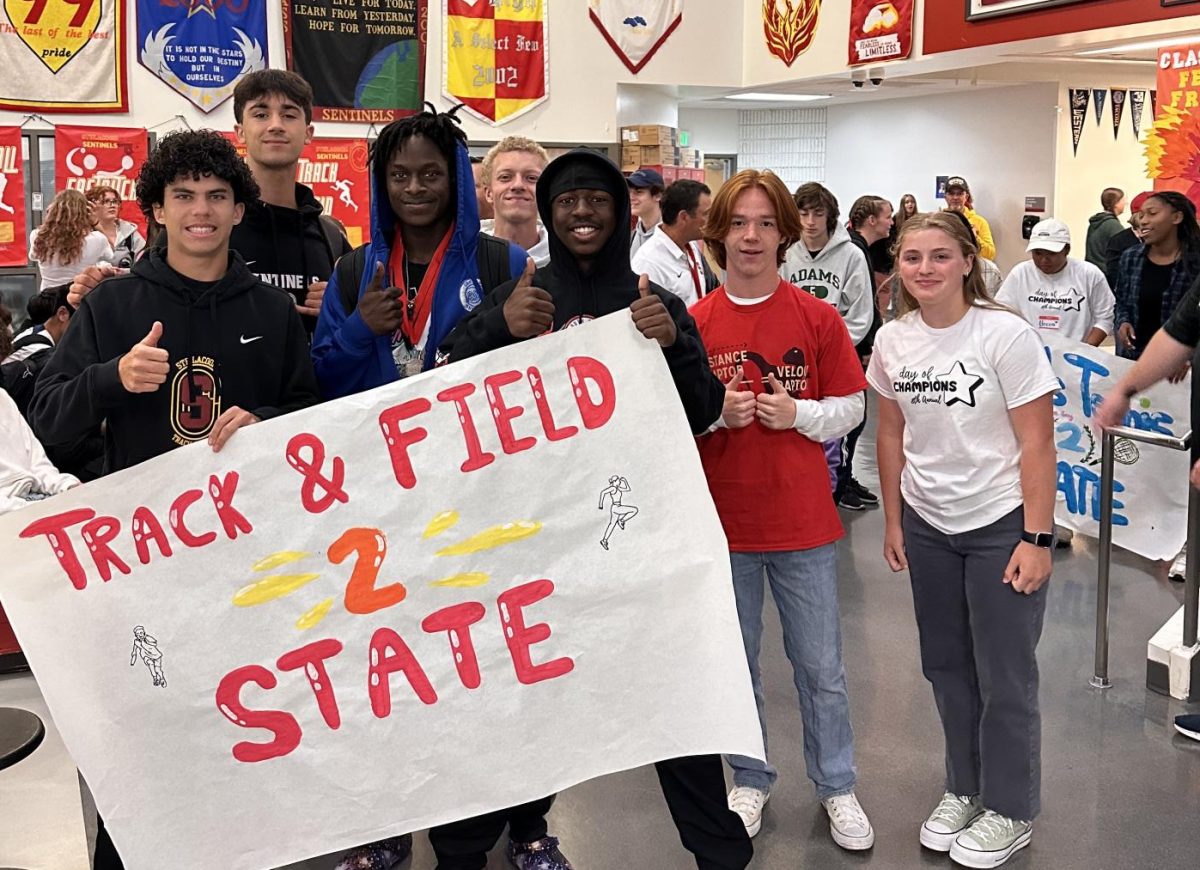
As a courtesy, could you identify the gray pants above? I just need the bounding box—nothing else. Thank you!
[902,503,1046,821]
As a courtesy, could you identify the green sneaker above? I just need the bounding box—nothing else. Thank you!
[920,792,984,851]
[950,811,1032,868]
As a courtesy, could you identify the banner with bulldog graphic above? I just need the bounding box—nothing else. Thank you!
[0,0,127,112]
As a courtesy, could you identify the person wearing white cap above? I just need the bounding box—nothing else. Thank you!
[996,218,1114,347]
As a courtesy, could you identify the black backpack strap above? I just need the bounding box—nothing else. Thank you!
[475,233,513,294]
[11,332,53,353]
[336,246,369,316]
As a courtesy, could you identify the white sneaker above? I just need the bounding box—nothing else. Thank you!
[1170,548,1187,581]
[821,792,875,850]
[921,792,984,851]
[727,786,768,837]
[950,811,1032,868]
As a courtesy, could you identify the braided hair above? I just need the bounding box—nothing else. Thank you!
[370,103,468,196]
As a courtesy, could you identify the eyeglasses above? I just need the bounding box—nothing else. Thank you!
[99,198,120,206]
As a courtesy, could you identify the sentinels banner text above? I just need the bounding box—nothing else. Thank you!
[0,315,764,870]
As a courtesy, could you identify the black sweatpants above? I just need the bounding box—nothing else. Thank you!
[428,755,752,869]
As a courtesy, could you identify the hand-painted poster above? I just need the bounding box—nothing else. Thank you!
[0,0,127,112]
[224,133,371,248]
[54,126,148,236]
[1147,44,1200,199]
[0,127,27,267]
[136,0,267,112]
[1045,334,1190,560]
[0,314,764,870]
[588,0,682,74]
[444,0,546,124]
[848,0,912,65]
[283,0,426,123]
[762,0,821,67]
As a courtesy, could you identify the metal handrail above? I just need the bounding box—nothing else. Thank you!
[1092,426,1196,689]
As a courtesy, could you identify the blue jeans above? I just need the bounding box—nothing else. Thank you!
[726,546,858,800]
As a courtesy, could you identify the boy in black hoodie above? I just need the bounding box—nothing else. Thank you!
[439,150,749,870]
[30,130,320,476]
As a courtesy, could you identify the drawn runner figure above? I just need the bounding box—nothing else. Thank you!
[332,178,358,212]
[598,476,639,550]
[130,626,166,687]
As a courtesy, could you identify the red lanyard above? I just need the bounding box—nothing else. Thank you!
[684,244,703,299]
[388,225,454,346]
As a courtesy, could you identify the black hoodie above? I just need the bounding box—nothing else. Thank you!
[160,183,352,335]
[29,249,320,474]
[440,149,723,435]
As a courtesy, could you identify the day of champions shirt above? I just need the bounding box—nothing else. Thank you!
[866,305,1059,535]
[691,280,867,551]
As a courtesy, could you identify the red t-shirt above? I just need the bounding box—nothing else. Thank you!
[690,280,868,552]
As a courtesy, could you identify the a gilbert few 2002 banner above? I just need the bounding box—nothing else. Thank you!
[55,125,148,236]
[0,315,764,870]
[0,126,27,267]
[0,0,127,112]
[137,0,268,112]
[283,0,427,123]
[444,0,547,124]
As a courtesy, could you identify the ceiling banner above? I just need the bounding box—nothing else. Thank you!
[1092,88,1107,126]
[848,0,913,66]
[444,0,548,124]
[1069,87,1088,156]
[762,0,822,67]
[588,0,682,74]
[1110,88,1127,141]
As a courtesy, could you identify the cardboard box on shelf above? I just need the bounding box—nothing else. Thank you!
[635,124,677,146]
[639,144,675,166]
[620,144,641,169]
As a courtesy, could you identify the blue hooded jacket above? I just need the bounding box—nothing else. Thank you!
[311,138,526,399]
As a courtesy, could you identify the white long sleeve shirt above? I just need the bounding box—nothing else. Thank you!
[0,389,78,515]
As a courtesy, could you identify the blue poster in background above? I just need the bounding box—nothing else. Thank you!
[137,0,267,113]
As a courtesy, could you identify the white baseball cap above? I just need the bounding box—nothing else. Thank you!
[1026,218,1071,253]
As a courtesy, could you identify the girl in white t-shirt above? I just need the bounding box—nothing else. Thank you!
[866,212,1059,869]
[29,189,113,291]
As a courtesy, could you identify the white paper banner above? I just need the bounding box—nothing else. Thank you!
[1046,334,1191,560]
[0,315,763,870]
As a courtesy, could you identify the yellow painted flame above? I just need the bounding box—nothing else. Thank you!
[423,510,461,539]
[250,551,310,572]
[296,598,335,629]
[233,573,322,607]
[430,573,490,588]
[435,521,543,556]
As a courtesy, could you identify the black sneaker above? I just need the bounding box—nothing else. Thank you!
[1176,714,1200,741]
[838,490,866,511]
[848,477,879,505]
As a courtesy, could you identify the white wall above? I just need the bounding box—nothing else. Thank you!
[1052,80,1155,256]
[0,1,743,146]
[824,83,1059,271]
[677,108,740,155]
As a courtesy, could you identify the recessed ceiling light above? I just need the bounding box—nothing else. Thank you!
[1075,35,1200,56]
[724,92,831,102]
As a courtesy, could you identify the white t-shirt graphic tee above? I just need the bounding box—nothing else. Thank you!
[866,305,1060,535]
[996,258,1115,341]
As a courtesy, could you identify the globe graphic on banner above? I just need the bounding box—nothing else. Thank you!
[355,40,421,110]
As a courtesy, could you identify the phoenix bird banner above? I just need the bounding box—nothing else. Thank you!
[0,315,764,870]
[762,0,821,67]
[0,0,127,112]
[588,0,682,74]
[137,0,267,113]
[444,0,547,124]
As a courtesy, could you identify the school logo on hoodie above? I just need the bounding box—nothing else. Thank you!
[170,356,222,446]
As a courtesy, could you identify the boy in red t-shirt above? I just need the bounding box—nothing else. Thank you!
[690,170,874,851]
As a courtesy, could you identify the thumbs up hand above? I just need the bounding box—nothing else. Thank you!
[503,257,555,338]
[756,372,797,430]
[630,274,676,347]
[722,368,756,429]
[119,321,170,393]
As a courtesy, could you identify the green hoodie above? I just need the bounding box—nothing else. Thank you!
[1085,211,1122,268]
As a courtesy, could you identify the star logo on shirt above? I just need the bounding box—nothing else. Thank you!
[940,361,984,408]
[1060,287,1085,311]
